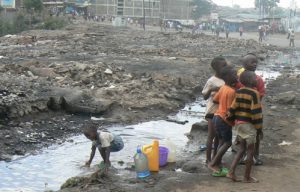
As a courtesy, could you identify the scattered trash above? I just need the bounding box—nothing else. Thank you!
[104,68,113,75]
[117,161,125,166]
[278,141,292,146]
[165,138,176,163]
[166,118,188,125]
[159,146,169,167]
[168,57,177,60]
[91,117,106,121]
[199,144,207,151]
[108,84,116,89]
[142,140,159,172]
[134,147,150,178]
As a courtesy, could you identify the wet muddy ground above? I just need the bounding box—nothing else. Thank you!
[1,22,300,192]
[0,101,205,191]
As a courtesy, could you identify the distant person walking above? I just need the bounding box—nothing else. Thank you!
[216,25,220,38]
[225,27,230,39]
[212,24,216,34]
[289,30,295,47]
[239,26,244,37]
[287,27,292,39]
[258,26,264,43]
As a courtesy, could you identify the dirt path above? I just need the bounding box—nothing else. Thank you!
[183,74,300,192]
[119,21,300,48]
[205,31,300,48]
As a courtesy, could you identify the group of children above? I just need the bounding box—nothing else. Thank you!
[202,54,265,183]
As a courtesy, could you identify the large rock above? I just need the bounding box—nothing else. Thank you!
[0,154,12,161]
[185,121,208,142]
[48,88,113,114]
[191,121,208,132]
[181,160,207,173]
[29,67,59,78]
[276,91,296,104]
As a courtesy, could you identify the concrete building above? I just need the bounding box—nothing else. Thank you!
[0,0,24,21]
[86,0,192,20]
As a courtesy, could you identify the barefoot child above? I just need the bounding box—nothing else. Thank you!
[84,124,124,170]
[226,71,262,183]
[238,53,265,165]
[208,65,238,176]
[202,56,227,163]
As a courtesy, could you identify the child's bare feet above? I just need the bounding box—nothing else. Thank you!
[243,176,259,183]
[208,163,220,173]
[226,172,242,182]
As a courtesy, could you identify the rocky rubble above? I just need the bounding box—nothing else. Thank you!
[0,22,279,160]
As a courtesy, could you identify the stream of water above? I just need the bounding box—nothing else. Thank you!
[0,100,206,192]
[0,51,299,192]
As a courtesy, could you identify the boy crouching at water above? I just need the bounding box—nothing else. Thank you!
[84,124,124,171]
[226,71,263,183]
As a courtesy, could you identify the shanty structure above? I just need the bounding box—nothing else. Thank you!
[220,14,265,32]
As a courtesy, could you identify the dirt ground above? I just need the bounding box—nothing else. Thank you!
[58,71,300,192]
[0,22,277,160]
[1,21,300,192]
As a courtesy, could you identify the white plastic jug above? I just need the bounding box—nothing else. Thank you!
[165,138,176,163]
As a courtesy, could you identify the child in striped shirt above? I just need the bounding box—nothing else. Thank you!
[226,71,263,183]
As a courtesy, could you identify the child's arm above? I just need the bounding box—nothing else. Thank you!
[85,145,96,167]
[100,147,111,165]
[212,88,221,104]
[202,80,215,100]
[203,86,220,100]
[256,76,266,98]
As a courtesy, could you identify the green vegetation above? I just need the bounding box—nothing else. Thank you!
[191,0,213,19]
[24,0,43,13]
[0,0,65,36]
[255,0,280,15]
[0,14,67,36]
[0,14,27,36]
[43,17,66,30]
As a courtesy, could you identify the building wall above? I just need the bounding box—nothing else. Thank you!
[162,0,191,20]
[89,0,191,20]
[0,0,24,22]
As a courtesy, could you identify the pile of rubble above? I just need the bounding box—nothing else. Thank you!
[0,22,278,159]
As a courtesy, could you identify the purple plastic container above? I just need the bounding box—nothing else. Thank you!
[159,146,169,167]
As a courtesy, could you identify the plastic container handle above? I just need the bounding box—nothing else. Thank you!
[142,145,153,151]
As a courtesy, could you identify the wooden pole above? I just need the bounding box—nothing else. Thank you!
[143,0,145,30]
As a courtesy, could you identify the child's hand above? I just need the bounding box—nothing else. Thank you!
[211,86,220,92]
[85,161,91,167]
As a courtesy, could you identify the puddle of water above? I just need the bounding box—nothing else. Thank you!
[0,102,205,192]
[264,50,300,75]
[1,51,299,192]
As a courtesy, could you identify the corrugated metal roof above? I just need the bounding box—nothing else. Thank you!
[221,18,243,23]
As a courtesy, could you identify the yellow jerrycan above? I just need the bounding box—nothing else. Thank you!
[142,140,159,172]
